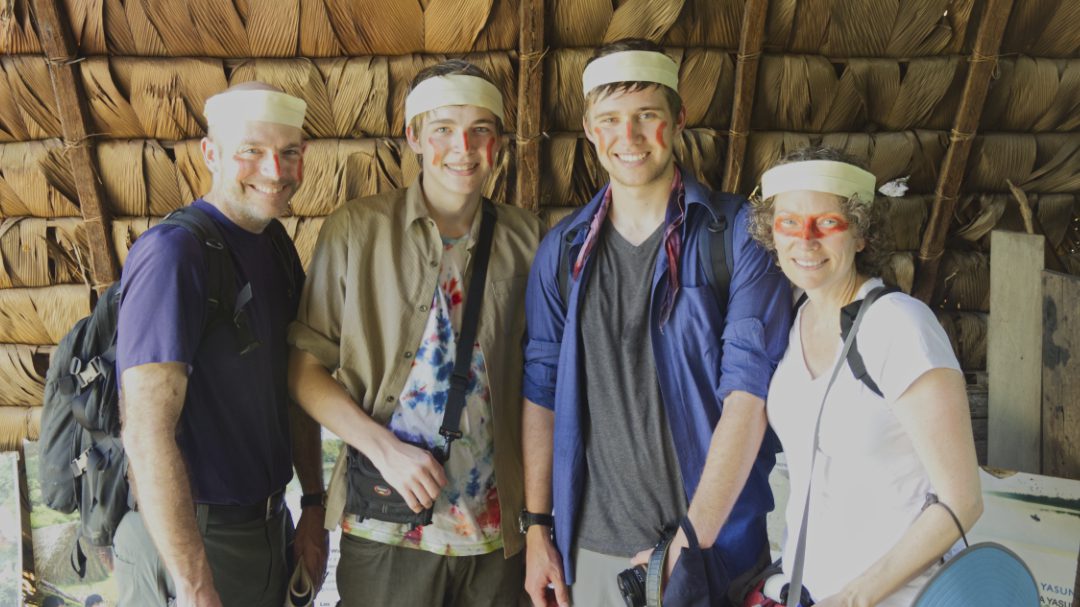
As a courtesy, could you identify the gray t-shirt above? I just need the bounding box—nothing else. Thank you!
[576,220,688,556]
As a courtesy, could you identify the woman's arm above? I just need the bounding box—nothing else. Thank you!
[817,367,983,607]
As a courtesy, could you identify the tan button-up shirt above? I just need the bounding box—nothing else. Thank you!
[288,181,541,557]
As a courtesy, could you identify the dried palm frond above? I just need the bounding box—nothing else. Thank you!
[97,140,146,216]
[246,0,299,56]
[0,406,42,447]
[0,344,51,407]
[932,250,988,312]
[277,216,324,270]
[881,251,915,293]
[982,58,1080,132]
[112,216,159,267]
[0,56,63,141]
[80,58,145,138]
[473,0,518,52]
[0,141,81,218]
[966,134,1080,194]
[137,0,204,55]
[118,58,227,138]
[314,57,391,137]
[666,0,742,47]
[323,0,423,55]
[1001,0,1080,57]
[548,0,612,47]
[0,0,41,53]
[540,206,575,230]
[298,0,345,56]
[882,195,930,251]
[673,128,725,190]
[0,285,91,344]
[953,194,1007,244]
[604,0,686,44]
[0,217,84,288]
[425,0,494,52]
[1035,194,1077,250]
[66,0,108,54]
[173,140,212,199]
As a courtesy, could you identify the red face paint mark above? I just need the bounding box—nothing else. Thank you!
[429,136,444,167]
[655,121,668,149]
[625,121,633,142]
[271,153,281,176]
[484,137,495,166]
[460,130,470,152]
[593,127,608,155]
[774,213,850,240]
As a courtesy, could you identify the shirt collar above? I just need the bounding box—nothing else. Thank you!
[404,178,486,251]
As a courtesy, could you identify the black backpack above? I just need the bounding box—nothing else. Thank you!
[795,285,902,397]
[557,192,744,315]
[38,205,297,577]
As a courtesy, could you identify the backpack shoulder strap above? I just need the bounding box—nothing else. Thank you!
[160,206,259,353]
[840,285,902,397]
[699,193,742,316]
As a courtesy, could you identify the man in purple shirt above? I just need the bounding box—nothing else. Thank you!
[114,82,328,607]
[521,40,793,606]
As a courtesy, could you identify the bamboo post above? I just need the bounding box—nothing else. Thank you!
[912,0,1015,303]
[722,0,769,194]
[515,0,544,212]
[30,0,119,294]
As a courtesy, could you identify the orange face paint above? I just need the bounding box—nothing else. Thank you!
[270,152,281,177]
[460,130,470,152]
[428,136,445,167]
[774,213,850,240]
[484,138,495,166]
[625,121,633,142]
[593,127,608,155]
[655,121,668,149]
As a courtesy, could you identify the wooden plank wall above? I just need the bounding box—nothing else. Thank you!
[988,231,1045,472]
[1042,271,1080,481]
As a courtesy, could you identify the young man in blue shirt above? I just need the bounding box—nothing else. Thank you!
[521,39,792,607]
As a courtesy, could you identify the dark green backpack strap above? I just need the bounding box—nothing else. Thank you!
[160,206,259,354]
[700,193,742,317]
[263,218,299,299]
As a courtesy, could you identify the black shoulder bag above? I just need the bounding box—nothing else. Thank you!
[344,200,497,527]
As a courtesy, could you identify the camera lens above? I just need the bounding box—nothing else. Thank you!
[616,565,647,607]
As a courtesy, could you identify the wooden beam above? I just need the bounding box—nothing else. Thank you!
[987,231,1044,473]
[30,0,118,293]
[1042,270,1080,481]
[722,0,768,194]
[515,0,544,212]
[912,0,1015,303]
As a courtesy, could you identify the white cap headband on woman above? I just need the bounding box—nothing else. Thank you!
[760,160,877,203]
[582,50,679,95]
[404,75,505,126]
[203,89,307,129]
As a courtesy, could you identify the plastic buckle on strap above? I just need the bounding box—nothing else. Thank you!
[69,451,89,477]
[439,427,463,442]
[71,356,103,390]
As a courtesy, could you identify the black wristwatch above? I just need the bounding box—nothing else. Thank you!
[518,510,554,534]
[300,492,326,509]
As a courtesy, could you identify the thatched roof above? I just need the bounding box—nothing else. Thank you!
[1,0,1079,460]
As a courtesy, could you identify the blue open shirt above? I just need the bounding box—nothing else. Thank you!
[523,170,793,592]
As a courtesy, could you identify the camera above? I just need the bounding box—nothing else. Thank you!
[616,531,675,607]
[617,565,648,607]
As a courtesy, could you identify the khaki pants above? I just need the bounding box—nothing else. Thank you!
[336,533,524,606]
[570,547,634,607]
[113,508,289,607]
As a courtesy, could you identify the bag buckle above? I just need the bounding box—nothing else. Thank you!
[70,356,104,390]
[69,450,90,477]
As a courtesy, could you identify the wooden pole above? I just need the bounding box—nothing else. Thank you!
[515,0,544,212]
[911,0,1014,303]
[30,0,119,293]
[722,0,769,194]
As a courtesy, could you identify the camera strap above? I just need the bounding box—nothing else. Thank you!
[437,199,497,460]
[785,286,892,607]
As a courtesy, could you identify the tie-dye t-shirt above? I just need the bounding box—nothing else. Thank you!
[342,235,502,556]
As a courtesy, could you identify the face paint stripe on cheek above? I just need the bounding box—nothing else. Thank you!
[272,153,280,176]
[429,136,444,167]
[485,137,495,166]
[655,121,668,149]
[774,213,850,239]
[593,127,608,155]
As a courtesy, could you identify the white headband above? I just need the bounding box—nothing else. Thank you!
[404,75,505,126]
[761,160,877,203]
[582,50,679,95]
[204,89,306,130]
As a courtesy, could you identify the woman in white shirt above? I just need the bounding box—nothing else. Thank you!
[747,147,983,606]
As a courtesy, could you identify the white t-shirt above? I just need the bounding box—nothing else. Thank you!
[768,278,961,606]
